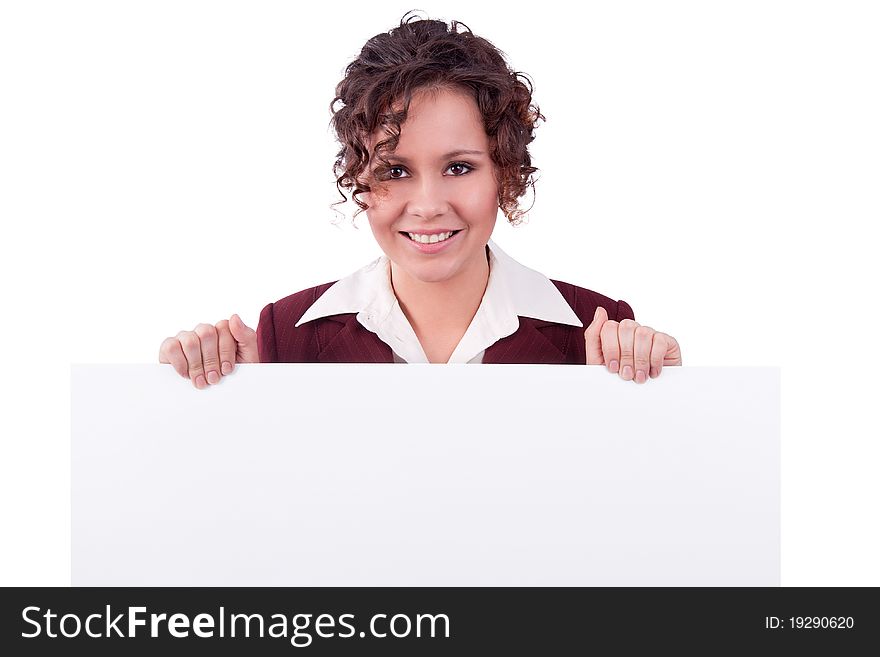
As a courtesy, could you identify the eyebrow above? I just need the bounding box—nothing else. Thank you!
[389,149,485,164]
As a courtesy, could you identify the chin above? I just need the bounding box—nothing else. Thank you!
[401,262,460,284]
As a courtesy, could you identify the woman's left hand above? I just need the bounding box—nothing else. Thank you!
[584,307,682,383]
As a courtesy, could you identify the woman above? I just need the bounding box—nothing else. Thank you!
[159,11,682,386]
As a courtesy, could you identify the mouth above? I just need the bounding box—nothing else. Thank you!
[399,229,463,243]
[398,229,464,253]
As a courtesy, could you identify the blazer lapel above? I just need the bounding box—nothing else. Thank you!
[317,314,393,363]
[315,315,566,364]
[482,318,567,364]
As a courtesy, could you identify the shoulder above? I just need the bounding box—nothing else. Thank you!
[548,279,636,323]
[256,282,340,363]
[258,281,338,327]
[529,280,635,365]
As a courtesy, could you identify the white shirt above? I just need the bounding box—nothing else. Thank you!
[294,238,583,363]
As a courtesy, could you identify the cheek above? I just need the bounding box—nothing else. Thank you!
[363,184,396,215]
[366,209,396,244]
[459,177,499,220]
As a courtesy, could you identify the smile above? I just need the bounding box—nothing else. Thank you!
[406,230,459,243]
[399,229,463,253]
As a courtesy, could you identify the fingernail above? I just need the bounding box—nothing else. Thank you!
[635,370,646,383]
[195,375,206,389]
[207,371,220,385]
[609,359,619,373]
[622,365,633,379]
[221,361,232,375]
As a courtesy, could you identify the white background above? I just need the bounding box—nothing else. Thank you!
[1,0,877,586]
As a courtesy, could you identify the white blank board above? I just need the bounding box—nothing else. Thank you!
[71,364,780,586]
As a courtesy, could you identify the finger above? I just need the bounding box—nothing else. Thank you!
[599,320,620,373]
[584,306,608,365]
[214,320,237,375]
[159,337,190,379]
[633,325,654,384]
[649,332,667,378]
[193,323,221,385]
[661,333,683,366]
[176,330,207,389]
[617,319,639,381]
[229,313,260,363]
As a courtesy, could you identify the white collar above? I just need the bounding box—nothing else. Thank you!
[295,238,583,329]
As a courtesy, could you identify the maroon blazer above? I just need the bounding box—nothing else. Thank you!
[257,280,635,365]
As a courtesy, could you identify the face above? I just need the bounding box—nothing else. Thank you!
[362,87,499,286]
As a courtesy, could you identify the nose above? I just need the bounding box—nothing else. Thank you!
[405,174,451,219]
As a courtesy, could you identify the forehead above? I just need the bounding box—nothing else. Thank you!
[370,88,487,152]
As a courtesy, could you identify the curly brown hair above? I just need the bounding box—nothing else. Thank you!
[328,9,546,227]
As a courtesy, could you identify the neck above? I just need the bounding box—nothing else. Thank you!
[390,246,490,334]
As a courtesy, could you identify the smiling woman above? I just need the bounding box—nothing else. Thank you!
[158,9,682,382]
[359,88,500,361]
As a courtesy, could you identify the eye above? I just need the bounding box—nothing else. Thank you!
[447,162,474,176]
[383,162,476,180]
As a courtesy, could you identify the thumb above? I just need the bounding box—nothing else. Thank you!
[229,313,259,362]
[584,306,607,365]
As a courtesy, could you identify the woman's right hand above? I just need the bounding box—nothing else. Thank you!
[158,314,259,389]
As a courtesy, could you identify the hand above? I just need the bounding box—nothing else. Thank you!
[584,307,682,383]
[158,314,259,389]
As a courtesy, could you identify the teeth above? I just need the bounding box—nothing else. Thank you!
[407,231,454,244]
